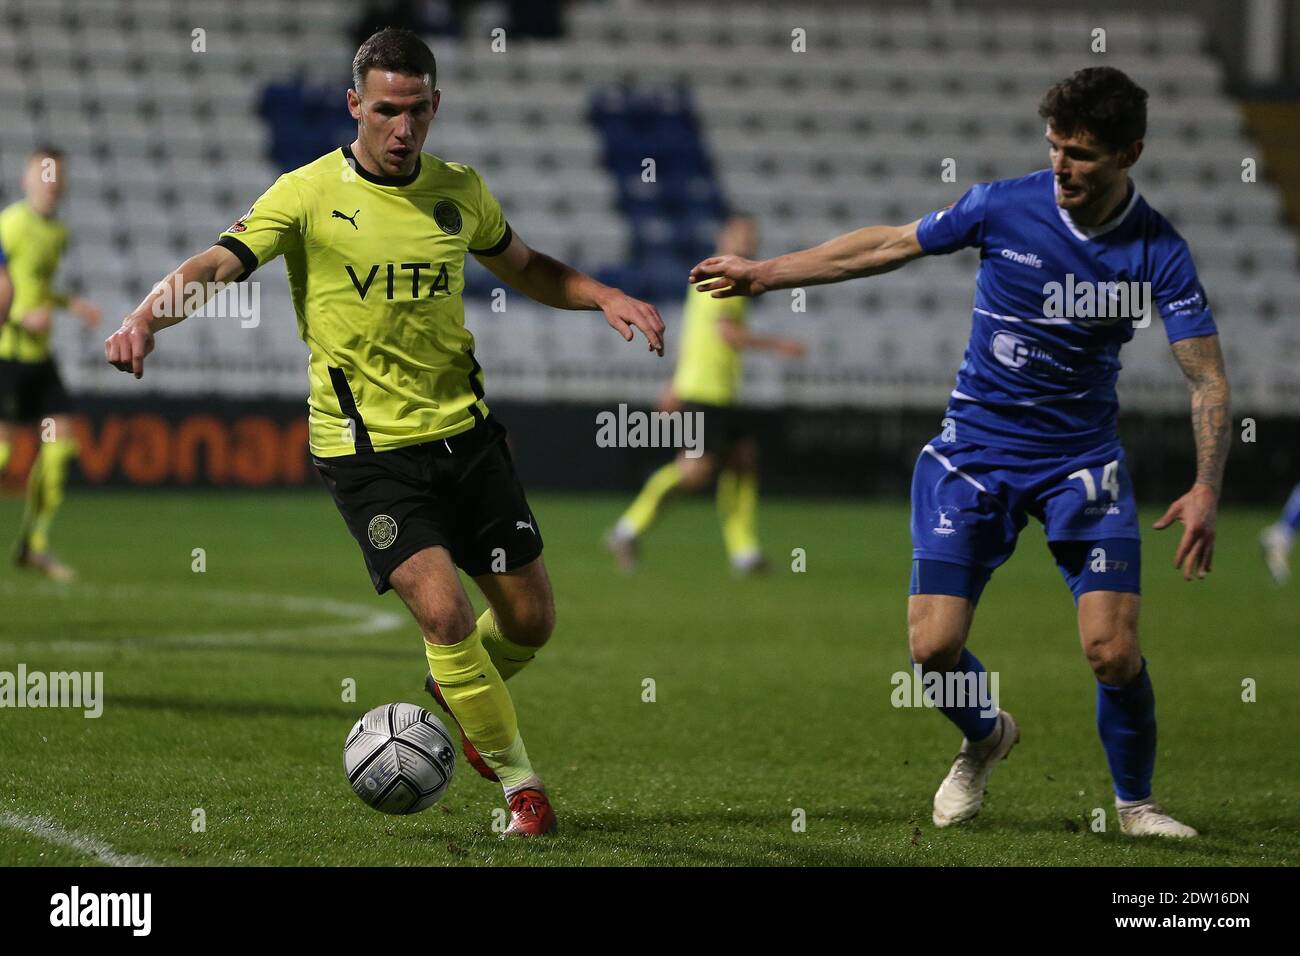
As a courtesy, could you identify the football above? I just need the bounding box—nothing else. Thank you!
[344,703,456,814]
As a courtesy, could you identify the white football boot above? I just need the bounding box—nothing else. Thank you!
[1117,799,1198,838]
[932,709,1019,827]
[1260,524,1292,586]
[603,525,640,574]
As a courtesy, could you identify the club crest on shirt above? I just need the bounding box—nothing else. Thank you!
[227,205,254,233]
[433,200,462,235]
[367,514,398,550]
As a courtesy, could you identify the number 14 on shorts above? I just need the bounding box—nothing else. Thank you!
[1069,459,1120,501]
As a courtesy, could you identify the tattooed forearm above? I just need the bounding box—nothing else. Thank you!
[1170,335,1231,494]
[1189,388,1231,492]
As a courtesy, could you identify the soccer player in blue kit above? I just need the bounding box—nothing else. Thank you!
[689,67,1229,837]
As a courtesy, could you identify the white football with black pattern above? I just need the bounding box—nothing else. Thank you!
[344,702,456,814]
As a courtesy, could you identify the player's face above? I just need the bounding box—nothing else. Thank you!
[23,155,64,212]
[348,70,440,177]
[1045,124,1137,214]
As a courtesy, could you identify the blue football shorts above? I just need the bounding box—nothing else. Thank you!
[909,436,1142,603]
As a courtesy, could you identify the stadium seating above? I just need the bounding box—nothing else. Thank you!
[0,0,1294,414]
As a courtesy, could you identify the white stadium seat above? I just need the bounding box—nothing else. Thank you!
[6,0,1294,412]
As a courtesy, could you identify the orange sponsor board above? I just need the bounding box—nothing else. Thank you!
[1,408,312,488]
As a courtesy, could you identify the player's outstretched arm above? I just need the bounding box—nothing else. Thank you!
[716,317,805,358]
[0,265,11,323]
[43,283,104,330]
[18,306,52,335]
[689,220,925,298]
[105,244,245,379]
[67,295,103,330]
[1154,333,1231,580]
[0,263,54,335]
[474,231,665,355]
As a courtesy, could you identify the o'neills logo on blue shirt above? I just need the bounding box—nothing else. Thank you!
[1000,247,1043,268]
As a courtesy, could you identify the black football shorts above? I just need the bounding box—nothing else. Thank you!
[681,401,755,457]
[0,358,72,423]
[313,417,543,593]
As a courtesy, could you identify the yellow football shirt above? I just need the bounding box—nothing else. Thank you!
[0,201,70,363]
[672,284,748,407]
[217,146,512,457]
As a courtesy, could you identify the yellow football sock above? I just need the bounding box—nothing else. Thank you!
[477,608,537,682]
[481,732,538,796]
[717,468,760,561]
[0,440,11,477]
[424,627,536,790]
[21,437,77,553]
[618,460,683,537]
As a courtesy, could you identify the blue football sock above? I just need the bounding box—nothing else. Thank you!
[1096,659,1156,802]
[1281,483,1300,535]
[919,648,999,744]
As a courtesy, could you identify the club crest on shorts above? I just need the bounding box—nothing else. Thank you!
[433,200,462,236]
[367,514,398,550]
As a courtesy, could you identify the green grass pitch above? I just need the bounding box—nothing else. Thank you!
[0,490,1295,866]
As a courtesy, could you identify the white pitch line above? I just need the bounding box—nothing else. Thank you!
[0,583,407,653]
[0,812,159,867]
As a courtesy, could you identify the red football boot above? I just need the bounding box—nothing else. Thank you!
[501,787,558,838]
[424,673,499,782]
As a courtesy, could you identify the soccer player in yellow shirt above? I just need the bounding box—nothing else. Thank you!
[0,259,10,341]
[105,28,664,837]
[0,147,104,581]
[606,214,803,575]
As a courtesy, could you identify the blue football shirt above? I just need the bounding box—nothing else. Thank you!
[915,169,1217,451]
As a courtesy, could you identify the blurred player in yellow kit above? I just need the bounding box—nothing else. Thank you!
[606,214,804,575]
[0,147,103,580]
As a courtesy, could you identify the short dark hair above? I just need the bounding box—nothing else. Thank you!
[1038,67,1148,152]
[352,27,437,92]
[30,144,64,161]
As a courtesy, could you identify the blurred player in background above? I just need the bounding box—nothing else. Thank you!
[1260,483,1300,584]
[0,147,103,581]
[690,67,1229,838]
[0,252,10,359]
[104,28,663,837]
[606,213,804,575]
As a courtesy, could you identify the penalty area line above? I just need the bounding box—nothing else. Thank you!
[0,811,160,867]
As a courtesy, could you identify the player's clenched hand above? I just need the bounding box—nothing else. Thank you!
[104,316,155,379]
[599,289,665,356]
[1153,482,1218,581]
[689,255,766,298]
